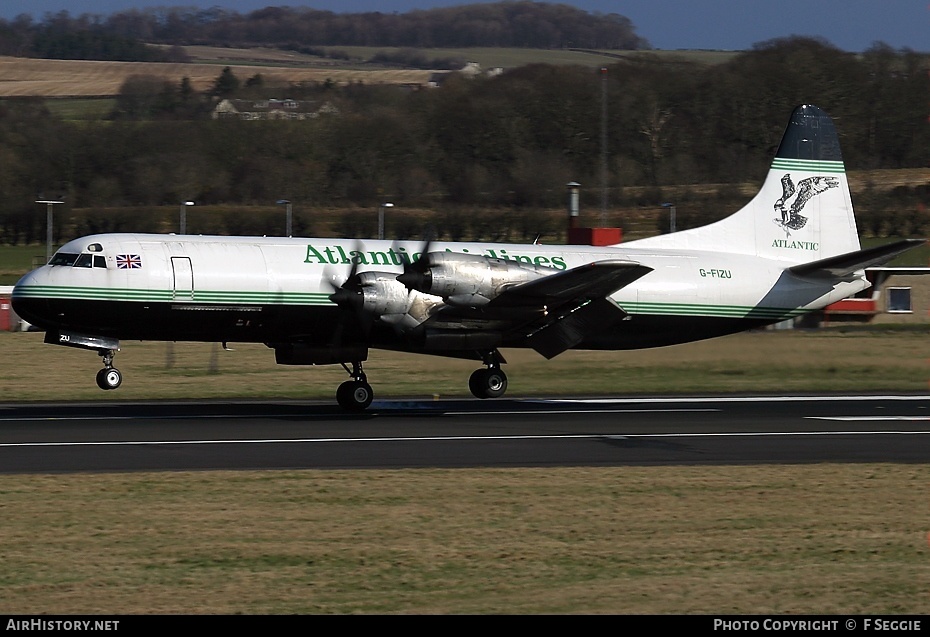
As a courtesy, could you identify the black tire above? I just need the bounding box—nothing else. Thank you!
[468,369,487,398]
[336,380,374,411]
[469,368,507,399]
[96,367,122,390]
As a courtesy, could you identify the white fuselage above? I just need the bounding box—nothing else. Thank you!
[12,233,868,352]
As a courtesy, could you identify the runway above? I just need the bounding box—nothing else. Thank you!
[1,395,929,473]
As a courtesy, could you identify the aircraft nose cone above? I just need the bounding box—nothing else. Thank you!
[11,270,52,330]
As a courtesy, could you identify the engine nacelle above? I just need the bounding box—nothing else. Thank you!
[357,272,412,316]
[399,252,554,306]
[355,272,443,330]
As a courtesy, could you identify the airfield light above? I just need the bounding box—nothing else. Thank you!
[378,202,394,240]
[180,201,194,234]
[36,199,64,263]
[277,199,292,237]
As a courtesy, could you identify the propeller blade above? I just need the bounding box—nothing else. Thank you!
[397,234,434,291]
[328,285,362,309]
[324,240,364,305]
[396,268,431,293]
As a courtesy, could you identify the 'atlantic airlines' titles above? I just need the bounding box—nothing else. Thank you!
[304,243,568,270]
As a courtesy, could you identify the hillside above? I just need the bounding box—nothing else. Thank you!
[0,55,432,97]
[0,46,736,98]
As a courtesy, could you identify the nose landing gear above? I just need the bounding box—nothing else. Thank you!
[95,349,122,390]
[44,331,123,392]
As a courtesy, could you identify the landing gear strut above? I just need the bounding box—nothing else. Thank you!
[44,331,122,391]
[469,350,508,399]
[95,349,122,390]
[336,361,373,411]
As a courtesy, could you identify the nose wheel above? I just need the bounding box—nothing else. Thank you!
[96,367,122,390]
[95,349,122,390]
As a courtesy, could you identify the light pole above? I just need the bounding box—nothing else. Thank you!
[277,199,292,237]
[378,202,393,240]
[180,201,194,234]
[662,202,676,233]
[36,199,64,262]
[566,182,580,231]
[599,66,608,226]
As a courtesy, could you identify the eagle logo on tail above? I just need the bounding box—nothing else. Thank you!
[773,174,839,233]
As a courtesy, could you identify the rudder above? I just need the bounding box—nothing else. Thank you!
[760,104,859,262]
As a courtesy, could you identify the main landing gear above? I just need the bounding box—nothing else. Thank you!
[336,360,373,411]
[330,350,507,411]
[468,366,508,399]
[95,349,122,390]
[468,350,508,399]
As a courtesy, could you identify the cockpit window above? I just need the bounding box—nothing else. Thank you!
[49,252,79,266]
[48,252,107,268]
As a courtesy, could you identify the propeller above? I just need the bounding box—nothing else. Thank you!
[322,241,371,337]
[324,243,361,302]
[396,233,435,293]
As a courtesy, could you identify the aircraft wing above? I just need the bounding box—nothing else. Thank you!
[488,259,654,307]
[425,259,653,359]
[788,239,925,278]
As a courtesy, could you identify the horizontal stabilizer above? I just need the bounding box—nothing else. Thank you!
[788,239,926,278]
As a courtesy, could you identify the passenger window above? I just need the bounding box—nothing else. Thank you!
[49,253,78,266]
[94,255,107,268]
[74,254,93,268]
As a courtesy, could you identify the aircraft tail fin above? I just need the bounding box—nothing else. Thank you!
[626,105,861,265]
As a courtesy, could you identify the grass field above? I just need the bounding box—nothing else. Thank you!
[1,329,929,613]
[0,47,738,98]
[0,327,929,402]
[0,56,432,98]
[2,465,928,614]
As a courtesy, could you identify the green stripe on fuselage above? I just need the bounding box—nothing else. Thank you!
[13,285,333,305]
[621,301,806,320]
[16,286,808,319]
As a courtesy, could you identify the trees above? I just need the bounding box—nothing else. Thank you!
[0,37,925,246]
[0,4,649,53]
[211,67,241,98]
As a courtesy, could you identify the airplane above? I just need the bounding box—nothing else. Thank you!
[12,104,924,410]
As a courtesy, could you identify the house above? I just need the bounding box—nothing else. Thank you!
[427,72,450,88]
[212,99,339,121]
[819,267,930,326]
[428,62,505,88]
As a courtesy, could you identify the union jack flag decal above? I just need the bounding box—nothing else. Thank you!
[116,254,142,269]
